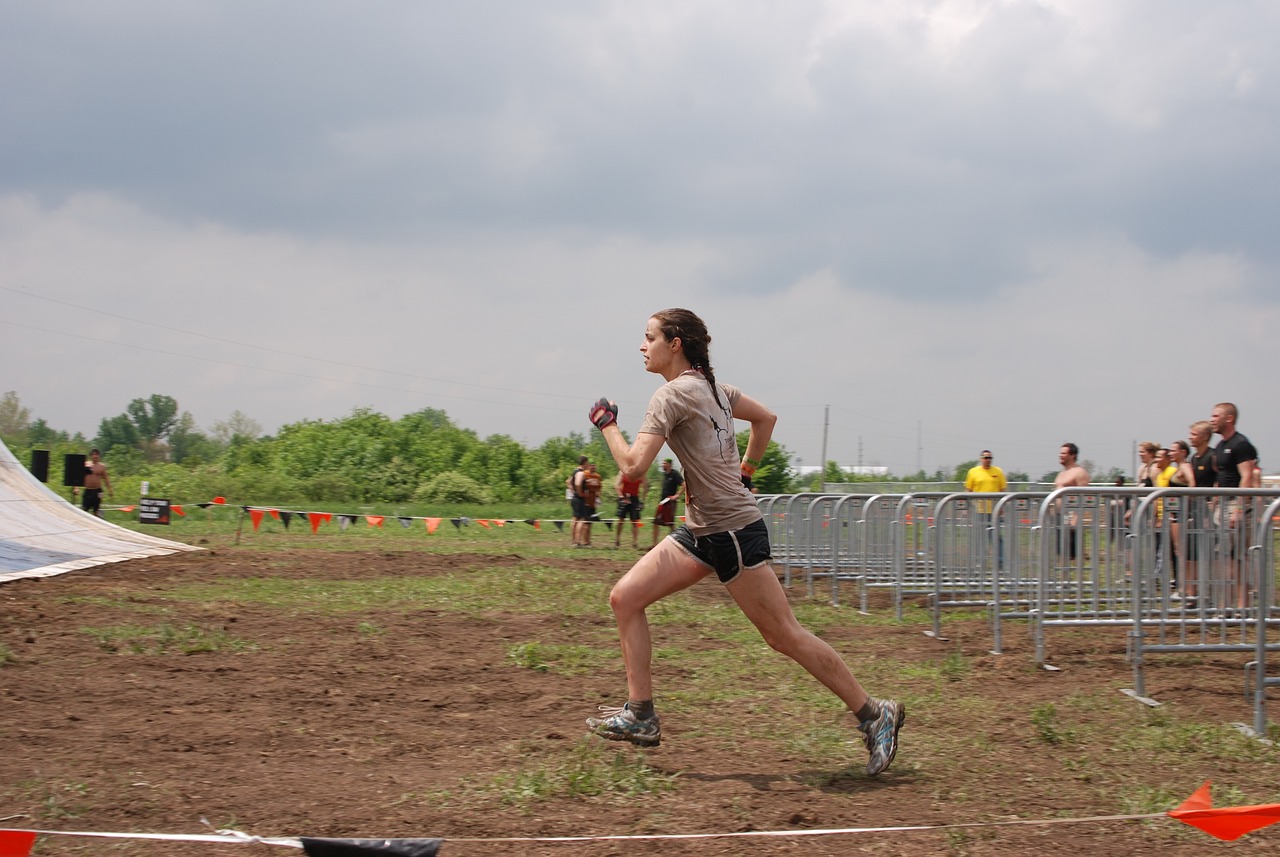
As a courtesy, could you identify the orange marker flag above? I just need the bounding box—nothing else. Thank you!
[1168,780,1280,841]
[476,519,491,528]
[308,512,331,534]
[171,505,185,516]
[249,509,265,531]
[425,517,442,534]
[269,509,282,521]
[366,516,384,528]
[0,830,37,857]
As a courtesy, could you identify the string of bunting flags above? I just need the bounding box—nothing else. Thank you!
[2,781,1279,855]
[101,496,680,537]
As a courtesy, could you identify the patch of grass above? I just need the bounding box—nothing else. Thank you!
[57,595,173,614]
[356,621,384,636]
[150,565,610,618]
[1030,702,1076,745]
[507,641,611,675]
[80,623,258,655]
[484,740,679,805]
[18,780,91,821]
[0,642,14,666]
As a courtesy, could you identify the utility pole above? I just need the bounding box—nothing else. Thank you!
[916,420,922,475]
[819,404,829,491]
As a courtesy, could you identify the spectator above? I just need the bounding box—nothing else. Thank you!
[1183,420,1218,602]
[614,469,647,549]
[652,458,684,548]
[567,456,589,547]
[1054,443,1089,560]
[581,463,603,546]
[964,449,1007,568]
[1210,402,1259,608]
[78,448,113,517]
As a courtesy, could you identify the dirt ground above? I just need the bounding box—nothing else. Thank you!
[3,547,1278,857]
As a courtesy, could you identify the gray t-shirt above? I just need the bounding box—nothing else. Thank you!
[637,372,761,536]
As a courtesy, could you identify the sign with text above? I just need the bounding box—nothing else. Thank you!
[139,497,171,525]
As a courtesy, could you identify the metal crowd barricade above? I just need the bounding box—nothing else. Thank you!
[925,492,1048,644]
[1126,487,1280,733]
[891,493,952,619]
[1249,497,1280,736]
[838,494,908,612]
[1031,487,1155,666]
[766,493,842,586]
[986,493,1051,653]
[806,494,875,602]
[756,494,786,563]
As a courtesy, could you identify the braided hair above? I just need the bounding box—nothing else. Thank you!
[651,308,724,412]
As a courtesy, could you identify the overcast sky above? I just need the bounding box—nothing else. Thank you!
[3,1,1278,479]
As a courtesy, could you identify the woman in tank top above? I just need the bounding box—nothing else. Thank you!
[583,308,904,776]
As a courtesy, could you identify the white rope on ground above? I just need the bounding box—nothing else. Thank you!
[4,811,1173,849]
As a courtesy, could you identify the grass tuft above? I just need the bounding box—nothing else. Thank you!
[80,623,257,655]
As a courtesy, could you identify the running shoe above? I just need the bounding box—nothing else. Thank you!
[858,698,905,776]
[585,703,661,747]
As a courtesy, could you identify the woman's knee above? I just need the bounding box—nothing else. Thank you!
[757,621,808,655]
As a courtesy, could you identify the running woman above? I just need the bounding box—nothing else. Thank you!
[585,308,904,776]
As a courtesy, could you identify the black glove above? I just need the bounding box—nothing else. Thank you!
[589,397,618,430]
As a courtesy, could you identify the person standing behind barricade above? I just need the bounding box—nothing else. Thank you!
[1152,447,1177,590]
[652,458,683,549]
[1184,420,1218,602]
[1166,441,1195,597]
[1054,443,1090,561]
[964,450,1007,569]
[1210,402,1260,608]
[614,469,648,549]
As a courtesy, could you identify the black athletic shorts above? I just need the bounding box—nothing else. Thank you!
[670,518,772,585]
[81,488,102,514]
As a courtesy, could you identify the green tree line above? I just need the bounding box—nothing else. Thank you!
[6,390,1069,506]
[0,391,805,505]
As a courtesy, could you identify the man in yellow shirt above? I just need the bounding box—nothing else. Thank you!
[965,450,1007,568]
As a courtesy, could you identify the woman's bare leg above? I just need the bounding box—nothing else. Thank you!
[607,539,710,701]
[726,563,871,713]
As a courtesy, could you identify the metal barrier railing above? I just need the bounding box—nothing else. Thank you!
[757,487,1280,734]
[925,492,1048,644]
[1123,488,1280,732]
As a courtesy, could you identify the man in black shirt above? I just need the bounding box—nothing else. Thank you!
[1210,402,1259,490]
[651,458,683,548]
[1210,402,1260,608]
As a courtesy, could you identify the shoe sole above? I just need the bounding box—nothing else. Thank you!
[586,718,661,748]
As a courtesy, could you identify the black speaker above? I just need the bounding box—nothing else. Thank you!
[30,450,50,482]
[63,454,87,487]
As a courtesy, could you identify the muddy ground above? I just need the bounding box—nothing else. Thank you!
[3,547,1278,856]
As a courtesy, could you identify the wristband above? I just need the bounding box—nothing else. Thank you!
[740,461,758,477]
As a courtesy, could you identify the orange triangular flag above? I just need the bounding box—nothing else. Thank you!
[249,508,265,531]
[0,830,37,857]
[119,505,136,512]
[494,519,506,527]
[425,517,441,534]
[308,512,331,534]
[476,519,491,528]
[366,515,384,528]
[212,496,226,504]
[269,508,282,521]
[1168,780,1280,841]
[171,505,185,516]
